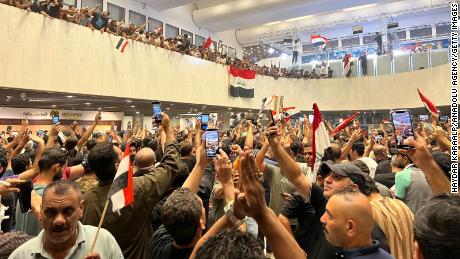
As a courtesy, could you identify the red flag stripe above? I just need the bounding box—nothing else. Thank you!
[329,112,360,136]
[417,88,439,114]
[229,66,256,79]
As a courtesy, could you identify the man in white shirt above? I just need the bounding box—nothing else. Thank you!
[9,180,123,259]
[351,142,378,178]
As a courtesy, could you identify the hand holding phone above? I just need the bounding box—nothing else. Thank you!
[200,113,210,131]
[204,129,219,158]
[390,109,415,149]
[152,101,162,124]
[52,115,59,125]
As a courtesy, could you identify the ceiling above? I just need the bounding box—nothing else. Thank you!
[0,88,450,121]
[141,0,451,46]
[0,87,250,118]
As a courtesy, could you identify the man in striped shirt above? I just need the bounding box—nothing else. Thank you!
[361,176,414,259]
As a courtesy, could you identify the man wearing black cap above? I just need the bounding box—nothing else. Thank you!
[265,126,389,259]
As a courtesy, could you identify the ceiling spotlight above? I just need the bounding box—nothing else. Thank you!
[268,48,274,54]
[228,107,233,110]
[166,107,171,110]
[66,95,74,98]
[98,107,102,110]
[52,105,56,108]
[136,111,140,114]
[187,111,191,114]
[85,102,91,105]
[127,100,132,103]
[130,105,135,108]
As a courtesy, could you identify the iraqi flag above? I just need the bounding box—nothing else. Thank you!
[417,88,439,115]
[115,37,129,53]
[107,143,134,214]
[203,36,212,49]
[311,35,328,48]
[312,103,331,177]
[229,66,256,98]
[329,112,360,136]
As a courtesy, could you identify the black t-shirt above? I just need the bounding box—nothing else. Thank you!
[149,225,193,259]
[91,12,109,30]
[46,2,60,18]
[281,192,318,254]
[375,159,392,175]
[374,173,395,189]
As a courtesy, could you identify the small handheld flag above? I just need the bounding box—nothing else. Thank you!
[417,88,439,115]
[107,143,134,213]
[203,36,212,49]
[116,37,129,53]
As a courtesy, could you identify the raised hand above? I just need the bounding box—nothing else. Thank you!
[214,149,233,185]
[232,150,268,220]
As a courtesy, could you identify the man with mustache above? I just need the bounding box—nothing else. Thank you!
[9,180,123,259]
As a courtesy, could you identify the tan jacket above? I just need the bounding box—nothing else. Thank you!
[82,141,184,259]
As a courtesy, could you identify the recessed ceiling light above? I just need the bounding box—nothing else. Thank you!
[66,95,74,98]
[187,111,191,113]
[85,102,91,105]
[98,107,102,110]
[127,100,132,103]
[166,107,171,110]
[136,111,140,114]
[130,105,135,108]
[228,107,232,110]
[52,105,56,108]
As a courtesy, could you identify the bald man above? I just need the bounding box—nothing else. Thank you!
[320,188,394,259]
[133,148,156,177]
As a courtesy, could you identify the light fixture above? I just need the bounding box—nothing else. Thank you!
[85,102,91,105]
[127,100,132,103]
[52,105,56,108]
[268,48,274,54]
[130,105,135,108]
[66,95,74,98]
[166,107,171,110]
[136,111,140,114]
[228,107,233,110]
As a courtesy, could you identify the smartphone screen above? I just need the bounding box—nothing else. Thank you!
[440,115,449,123]
[390,110,415,149]
[418,114,429,121]
[201,114,209,130]
[53,115,59,125]
[205,129,219,158]
[18,180,33,213]
[152,101,162,124]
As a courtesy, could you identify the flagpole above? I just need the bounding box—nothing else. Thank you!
[90,200,110,253]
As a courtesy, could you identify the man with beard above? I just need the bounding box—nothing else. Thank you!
[15,147,68,236]
[10,180,123,258]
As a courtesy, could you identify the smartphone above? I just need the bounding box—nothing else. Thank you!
[201,113,210,131]
[17,180,33,213]
[418,114,429,121]
[53,114,59,125]
[108,135,113,143]
[390,110,415,149]
[37,130,44,138]
[204,129,219,158]
[152,101,162,124]
[440,115,449,124]
[374,135,383,143]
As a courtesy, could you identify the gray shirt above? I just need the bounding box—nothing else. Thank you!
[395,166,432,213]
[9,222,123,259]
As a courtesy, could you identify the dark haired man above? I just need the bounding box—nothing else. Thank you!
[195,229,265,259]
[413,193,460,259]
[350,142,377,178]
[150,188,205,259]
[16,147,68,236]
[82,113,184,259]
[393,152,432,213]
[10,180,123,258]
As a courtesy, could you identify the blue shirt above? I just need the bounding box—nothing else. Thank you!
[335,240,394,259]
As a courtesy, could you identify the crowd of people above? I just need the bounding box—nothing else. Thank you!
[1,0,339,81]
[0,108,456,259]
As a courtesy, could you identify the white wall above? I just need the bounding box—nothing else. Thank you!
[103,0,242,56]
